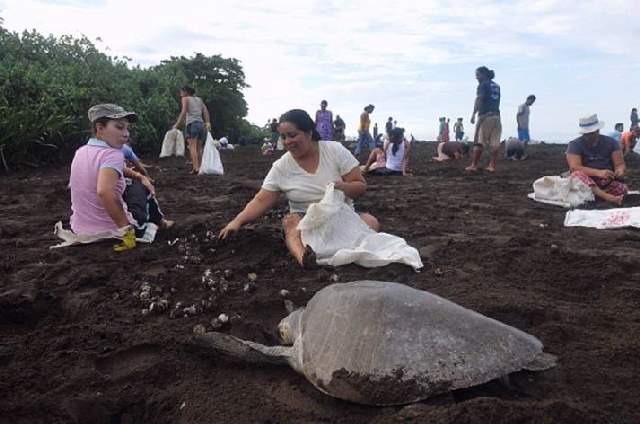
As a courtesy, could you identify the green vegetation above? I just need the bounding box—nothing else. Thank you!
[0,20,265,169]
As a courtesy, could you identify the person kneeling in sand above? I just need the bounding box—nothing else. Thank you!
[505,137,526,160]
[219,109,379,267]
[433,141,470,162]
[566,114,628,206]
[69,104,174,251]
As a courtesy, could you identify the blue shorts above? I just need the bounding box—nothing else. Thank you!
[518,128,530,142]
[186,121,207,142]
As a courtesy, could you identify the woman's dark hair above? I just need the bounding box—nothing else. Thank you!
[279,109,321,141]
[476,66,495,80]
[320,100,328,106]
[181,85,196,95]
[389,127,405,156]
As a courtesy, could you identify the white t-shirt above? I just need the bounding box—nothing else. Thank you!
[517,104,530,129]
[262,140,360,213]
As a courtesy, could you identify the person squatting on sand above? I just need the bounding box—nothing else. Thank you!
[620,126,639,156]
[363,127,412,176]
[70,104,173,251]
[566,114,628,206]
[219,109,380,267]
[433,141,470,162]
[467,66,502,172]
[173,85,211,174]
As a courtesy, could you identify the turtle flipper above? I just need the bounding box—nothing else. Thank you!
[191,332,292,365]
[523,352,558,371]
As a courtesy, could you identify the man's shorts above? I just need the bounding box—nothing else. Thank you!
[185,121,207,142]
[475,114,502,148]
[518,128,530,142]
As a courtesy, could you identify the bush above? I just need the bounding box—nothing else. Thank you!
[0,21,255,169]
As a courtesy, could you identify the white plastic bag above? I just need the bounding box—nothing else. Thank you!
[159,129,185,158]
[528,176,594,208]
[298,184,423,269]
[199,132,224,175]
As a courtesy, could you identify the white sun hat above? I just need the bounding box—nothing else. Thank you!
[578,113,605,134]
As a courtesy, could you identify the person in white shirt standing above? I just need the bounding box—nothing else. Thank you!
[516,95,536,156]
[218,109,379,267]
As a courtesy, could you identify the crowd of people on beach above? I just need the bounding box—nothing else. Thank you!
[61,64,639,265]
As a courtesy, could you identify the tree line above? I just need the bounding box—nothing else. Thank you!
[0,19,264,170]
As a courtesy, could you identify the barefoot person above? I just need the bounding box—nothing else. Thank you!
[173,85,211,174]
[219,109,379,267]
[433,141,470,162]
[467,66,501,172]
[70,104,173,251]
[566,114,628,206]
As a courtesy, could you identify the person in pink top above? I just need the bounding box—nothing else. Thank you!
[70,104,173,251]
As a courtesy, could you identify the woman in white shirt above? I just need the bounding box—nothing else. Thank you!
[219,109,379,267]
[366,128,411,176]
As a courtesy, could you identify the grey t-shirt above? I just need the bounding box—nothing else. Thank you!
[517,104,530,129]
[566,134,620,170]
[185,96,205,125]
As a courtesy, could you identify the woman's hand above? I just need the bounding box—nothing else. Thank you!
[219,219,242,240]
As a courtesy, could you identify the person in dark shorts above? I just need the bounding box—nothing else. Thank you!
[173,85,211,174]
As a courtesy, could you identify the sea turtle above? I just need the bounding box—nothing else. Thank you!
[193,281,557,405]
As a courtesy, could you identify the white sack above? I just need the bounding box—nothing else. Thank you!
[50,221,157,248]
[199,132,224,175]
[564,207,640,229]
[527,176,594,208]
[298,184,423,269]
[159,129,185,158]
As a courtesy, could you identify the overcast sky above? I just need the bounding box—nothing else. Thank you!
[2,0,639,140]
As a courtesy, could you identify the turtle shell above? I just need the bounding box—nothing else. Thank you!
[295,281,546,405]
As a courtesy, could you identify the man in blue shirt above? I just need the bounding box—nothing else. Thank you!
[566,114,627,205]
[466,66,502,172]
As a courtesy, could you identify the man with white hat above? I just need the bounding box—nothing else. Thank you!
[566,113,628,205]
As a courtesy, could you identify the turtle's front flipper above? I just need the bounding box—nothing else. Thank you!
[191,332,292,366]
[523,352,558,371]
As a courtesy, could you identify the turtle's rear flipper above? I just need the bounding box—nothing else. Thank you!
[523,352,558,371]
[191,332,292,366]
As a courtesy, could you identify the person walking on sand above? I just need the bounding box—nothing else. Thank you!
[315,100,334,141]
[517,95,536,154]
[173,85,211,174]
[355,104,375,156]
[453,118,464,141]
[466,66,501,172]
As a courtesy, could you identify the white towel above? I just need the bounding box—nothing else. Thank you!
[564,207,640,229]
[298,184,423,269]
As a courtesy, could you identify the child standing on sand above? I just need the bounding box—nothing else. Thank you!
[453,118,464,141]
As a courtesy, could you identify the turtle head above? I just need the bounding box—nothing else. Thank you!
[278,309,302,345]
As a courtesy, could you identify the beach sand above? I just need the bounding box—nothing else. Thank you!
[1,143,639,423]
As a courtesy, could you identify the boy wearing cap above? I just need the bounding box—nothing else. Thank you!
[566,114,628,206]
[69,104,172,251]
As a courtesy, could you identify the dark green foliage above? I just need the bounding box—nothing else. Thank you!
[0,22,257,169]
